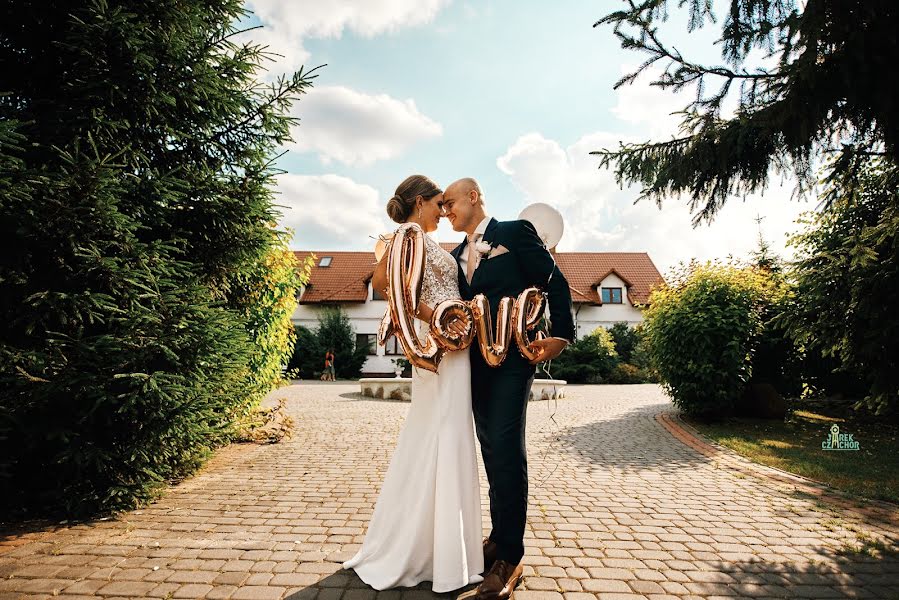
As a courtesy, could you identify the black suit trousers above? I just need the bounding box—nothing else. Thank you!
[471,358,534,565]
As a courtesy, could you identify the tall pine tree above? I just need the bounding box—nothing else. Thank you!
[0,1,315,516]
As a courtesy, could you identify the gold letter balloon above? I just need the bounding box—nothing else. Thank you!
[377,223,443,372]
[378,227,549,372]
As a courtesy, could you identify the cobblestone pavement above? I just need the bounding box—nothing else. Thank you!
[2,382,898,600]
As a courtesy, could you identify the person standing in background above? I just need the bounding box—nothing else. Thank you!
[324,349,336,381]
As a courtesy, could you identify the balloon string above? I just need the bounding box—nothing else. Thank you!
[533,335,561,489]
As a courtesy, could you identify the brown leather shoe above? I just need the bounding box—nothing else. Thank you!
[482,538,498,574]
[476,559,523,600]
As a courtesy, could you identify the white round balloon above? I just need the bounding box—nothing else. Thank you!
[518,203,564,249]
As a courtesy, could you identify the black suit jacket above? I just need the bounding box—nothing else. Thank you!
[452,218,575,372]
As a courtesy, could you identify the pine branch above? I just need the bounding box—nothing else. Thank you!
[592,0,899,223]
[600,0,781,119]
[206,64,324,147]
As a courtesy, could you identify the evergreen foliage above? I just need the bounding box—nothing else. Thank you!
[228,240,314,405]
[594,0,899,223]
[0,1,316,516]
[551,327,619,384]
[313,308,369,380]
[287,308,369,380]
[608,322,639,364]
[785,159,899,414]
[287,325,323,380]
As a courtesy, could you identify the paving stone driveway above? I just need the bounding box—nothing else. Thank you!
[2,382,898,600]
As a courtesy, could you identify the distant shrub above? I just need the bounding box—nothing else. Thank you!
[642,261,789,417]
[607,363,642,384]
[288,307,369,380]
[551,327,618,384]
[608,322,639,363]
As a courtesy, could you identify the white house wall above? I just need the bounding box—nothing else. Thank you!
[573,273,644,337]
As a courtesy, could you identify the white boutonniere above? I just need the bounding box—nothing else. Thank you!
[474,240,494,259]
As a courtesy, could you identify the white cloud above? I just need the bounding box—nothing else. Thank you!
[610,73,688,139]
[497,131,814,273]
[497,62,815,274]
[243,0,452,73]
[608,64,741,139]
[290,86,442,166]
[274,173,392,249]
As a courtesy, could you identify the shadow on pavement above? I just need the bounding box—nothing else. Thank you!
[285,568,480,600]
[284,548,899,600]
[553,400,710,473]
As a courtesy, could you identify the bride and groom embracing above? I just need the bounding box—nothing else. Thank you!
[343,175,575,598]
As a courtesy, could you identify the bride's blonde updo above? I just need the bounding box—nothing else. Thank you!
[386,175,443,224]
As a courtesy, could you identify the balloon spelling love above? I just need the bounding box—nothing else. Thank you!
[377,223,547,373]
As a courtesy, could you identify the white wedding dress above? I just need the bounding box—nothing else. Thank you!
[343,226,484,592]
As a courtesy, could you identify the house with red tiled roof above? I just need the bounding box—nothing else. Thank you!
[292,245,663,376]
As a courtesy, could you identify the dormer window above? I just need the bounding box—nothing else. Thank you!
[319,256,332,267]
[601,287,623,304]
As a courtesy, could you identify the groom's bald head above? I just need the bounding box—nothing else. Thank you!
[443,177,488,235]
[447,177,485,205]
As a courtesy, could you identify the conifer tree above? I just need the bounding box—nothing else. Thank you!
[594,0,899,222]
[0,1,316,516]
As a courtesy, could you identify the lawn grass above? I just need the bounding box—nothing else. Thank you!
[683,402,899,504]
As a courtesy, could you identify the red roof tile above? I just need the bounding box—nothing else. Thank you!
[294,249,664,306]
[294,251,375,303]
[553,253,664,305]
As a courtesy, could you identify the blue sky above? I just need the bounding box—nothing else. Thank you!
[242,1,812,271]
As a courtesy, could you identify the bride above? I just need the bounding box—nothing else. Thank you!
[342,175,484,592]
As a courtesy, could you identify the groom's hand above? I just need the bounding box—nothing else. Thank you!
[528,337,569,364]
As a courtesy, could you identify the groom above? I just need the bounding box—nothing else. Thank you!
[444,178,575,599]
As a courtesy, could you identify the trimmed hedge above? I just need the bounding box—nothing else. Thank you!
[641,261,791,417]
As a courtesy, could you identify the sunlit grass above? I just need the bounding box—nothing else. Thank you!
[684,404,899,504]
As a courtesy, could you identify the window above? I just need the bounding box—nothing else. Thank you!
[355,333,378,356]
[601,287,623,304]
[384,336,404,356]
[319,256,332,267]
[372,285,386,301]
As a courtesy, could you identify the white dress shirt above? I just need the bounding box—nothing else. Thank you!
[458,215,492,276]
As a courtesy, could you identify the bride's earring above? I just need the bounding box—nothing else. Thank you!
[418,206,422,219]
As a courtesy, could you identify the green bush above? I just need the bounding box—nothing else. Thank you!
[608,322,639,363]
[287,308,369,380]
[229,242,312,404]
[605,322,658,383]
[0,1,313,517]
[607,363,642,384]
[642,261,789,418]
[287,326,324,379]
[315,308,369,379]
[629,325,659,382]
[392,358,412,377]
[551,327,618,384]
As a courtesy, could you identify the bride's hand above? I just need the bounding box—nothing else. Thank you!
[423,307,467,337]
[445,315,468,337]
